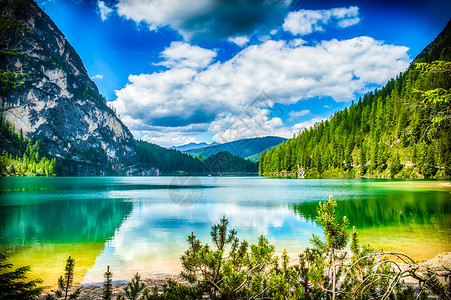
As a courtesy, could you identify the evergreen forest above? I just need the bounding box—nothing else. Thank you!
[259,32,451,179]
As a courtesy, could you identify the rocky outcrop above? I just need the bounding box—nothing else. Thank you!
[0,0,137,174]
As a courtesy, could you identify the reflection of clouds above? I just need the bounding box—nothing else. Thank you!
[210,203,289,235]
[86,177,382,283]
[84,177,377,284]
[112,201,314,259]
[83,191,321,283]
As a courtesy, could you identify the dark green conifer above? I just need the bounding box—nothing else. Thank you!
[103,265,113,300]
[0,252,43,300]
[124,273,145,300]
[56,256,80,300]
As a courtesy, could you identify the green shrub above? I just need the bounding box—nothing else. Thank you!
[124,273,145,300]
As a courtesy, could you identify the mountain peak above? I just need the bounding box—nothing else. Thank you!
[0,0,136,175]
[413,19,451,63]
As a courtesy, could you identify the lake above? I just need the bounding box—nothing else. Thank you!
[0,176,450,288]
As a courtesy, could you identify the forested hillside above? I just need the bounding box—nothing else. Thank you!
[203,152,258,173]
[259,22,451,179]
[134,141,258,175]
[134,140,205,174]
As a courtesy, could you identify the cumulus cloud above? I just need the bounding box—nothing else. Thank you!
[116,0,290,41]
[158,42,217,70]
[97,1,113,21]
[113,36,409,145]
[114,69,213,128]
[283,6,360,36]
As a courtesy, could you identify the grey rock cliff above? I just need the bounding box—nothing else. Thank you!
[0,0,137,174]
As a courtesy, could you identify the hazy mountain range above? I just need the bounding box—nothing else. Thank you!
[184,136,287,162]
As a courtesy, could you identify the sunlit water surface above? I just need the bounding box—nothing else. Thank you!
[0,177,449,288]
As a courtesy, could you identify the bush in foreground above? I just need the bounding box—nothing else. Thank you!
[175,196,450,299]
[0,252,42,300]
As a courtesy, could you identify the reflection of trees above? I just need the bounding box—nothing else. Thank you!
[292,191,451,229]
[0,198,132,244]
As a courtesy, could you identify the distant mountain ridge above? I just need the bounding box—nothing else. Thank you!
[170,142,219,152]
[185,136,287,160]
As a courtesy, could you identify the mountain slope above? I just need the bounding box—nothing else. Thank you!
[185,136,287,159]
[203,152,258,174]
[0,0,136,175]
[245,144,280,163]
[259,21,451,179]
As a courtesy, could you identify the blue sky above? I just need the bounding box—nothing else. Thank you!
[37,0,450,147]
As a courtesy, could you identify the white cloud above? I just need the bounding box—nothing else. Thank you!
[113,36,409,145]
[288,110,310,121]
[113,68,203,127]
[158,42,217,70]
[283,6,360,36]
[228,36,250,47]
[92,74,104,79]
[97,1,113,21]
[116,0,211,39]
[116,0,289,41]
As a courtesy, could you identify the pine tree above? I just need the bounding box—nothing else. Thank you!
[103,266,113,300]
[124,273,145,300]
[0,252,43,300]
[56,256,80,300]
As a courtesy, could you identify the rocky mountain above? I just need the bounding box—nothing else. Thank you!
[0,0,136,175]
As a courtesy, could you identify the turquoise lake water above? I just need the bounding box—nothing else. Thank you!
[0,176,449,287]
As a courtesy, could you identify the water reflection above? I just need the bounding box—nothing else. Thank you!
[292,188,451,259]
[83,199,319,283]
[0,177,449,286]
[293,190,451,228]
[0,177,134,287]
[0,198,132,244]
